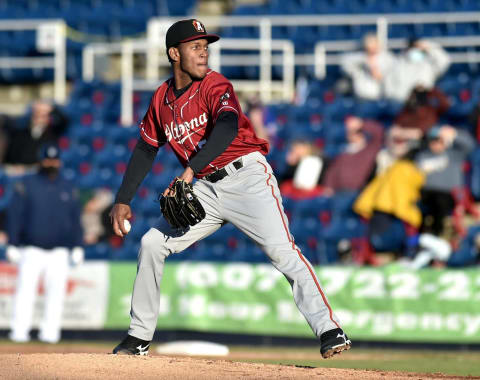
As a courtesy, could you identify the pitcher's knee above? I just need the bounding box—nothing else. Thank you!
[138,228,170,264]
[263,242,300,266]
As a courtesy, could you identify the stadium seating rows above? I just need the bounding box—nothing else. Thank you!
[1,1,480,264]
[0,70,474,263]
[0,0,196,82]
[233,0,480,16]
[1,58,478,263]
[1,0,480,81]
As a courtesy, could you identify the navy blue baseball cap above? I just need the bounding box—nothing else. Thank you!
[166,19,219,50]
[39,143,60,160]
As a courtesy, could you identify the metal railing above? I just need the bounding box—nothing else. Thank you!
[146,12,480,70]
[314,36,480,79]
[82,42,123,82]
[118,37,295,125]
[80,12,480,125]
[0,19,67,104]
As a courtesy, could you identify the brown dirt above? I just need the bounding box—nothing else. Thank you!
[0,351,472,380]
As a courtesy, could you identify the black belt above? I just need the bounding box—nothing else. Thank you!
[203,160,243,183]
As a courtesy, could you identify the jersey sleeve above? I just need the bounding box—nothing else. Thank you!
[139,90,166,147]
[204,76,241,123]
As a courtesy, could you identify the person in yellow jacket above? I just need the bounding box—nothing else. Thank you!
[354,159,425,255]
[354,159,425,227]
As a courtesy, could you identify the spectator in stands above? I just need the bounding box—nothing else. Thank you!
[385,38,450,103]
[2,100,69,174]
[402,225,480,269]
[279,139,326,199]
[245,94,277,146]
[321,118,384,265]
[322,116,383,195]
[416,125,475,236]
[379,85,450,172]
[82,188,115,245]
[245,95,269,143]
[6,143,84,344]
[376,127,419,174]
[468,101,480,140]
[0,115,10,162]
[402,233,452,269]
[354,152,425,258]
[394,85,450,135]
[340,33,395,101]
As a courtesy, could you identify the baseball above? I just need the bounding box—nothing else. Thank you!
[123,219,131,233]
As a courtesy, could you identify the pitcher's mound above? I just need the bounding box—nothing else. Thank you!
[1,353,464,380]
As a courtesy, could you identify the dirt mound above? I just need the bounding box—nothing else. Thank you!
[1,353,469,380]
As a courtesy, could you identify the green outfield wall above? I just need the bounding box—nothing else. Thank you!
[106,262,480,343]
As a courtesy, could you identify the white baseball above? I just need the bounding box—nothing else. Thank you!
[123,219,131,233]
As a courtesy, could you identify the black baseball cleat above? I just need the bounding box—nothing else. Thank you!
[112,335,151,356]
[320,328,351,359]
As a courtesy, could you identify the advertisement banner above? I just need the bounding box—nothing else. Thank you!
[0,262,109,329]
[106,262,480,343]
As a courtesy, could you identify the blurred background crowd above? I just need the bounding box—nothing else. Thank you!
[0,0,480,273]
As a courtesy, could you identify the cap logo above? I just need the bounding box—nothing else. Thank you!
[192,20,205,32]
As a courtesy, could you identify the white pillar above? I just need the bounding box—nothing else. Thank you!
[283,42,295,102]
[259,18,272,103]
[82,45,95,82]
[121,39,134,126]
[54,21,67,104]
[314,44,326,79]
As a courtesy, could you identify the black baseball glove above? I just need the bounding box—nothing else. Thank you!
[160,178,206,229]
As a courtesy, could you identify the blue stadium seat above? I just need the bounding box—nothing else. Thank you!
[93,144,130,167]
[232,5,270,16]
[330,191,359,218]
[469,148,480,199]
[106,125,139,145]
[0,170,14,211]
[290,216,323,242]
[128,217,151,241]
[142,167,178,193]
[220,222,249,242]
[243,243,270,263]
[323,97,355,122]
[448,225,480,266]
[354,101,383,119]
[76,167,102,189]
[135,193,161,218]
[322,215,367,262]
[292,196,332,219]
[61,144,92,171]
[167,0,197,16]
[323,122,346,146]
[110,241,140,261]
[84,242,111,260]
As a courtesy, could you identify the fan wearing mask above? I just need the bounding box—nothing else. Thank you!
[385,38,450,103]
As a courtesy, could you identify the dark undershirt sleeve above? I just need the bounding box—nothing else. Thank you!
[115,137,161,205]
[188,111,239,174]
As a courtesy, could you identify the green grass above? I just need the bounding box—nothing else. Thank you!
[229,346,480,377]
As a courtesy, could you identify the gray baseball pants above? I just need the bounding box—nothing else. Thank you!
[128,151,342,341]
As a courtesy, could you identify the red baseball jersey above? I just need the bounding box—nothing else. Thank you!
[139,69,269,177]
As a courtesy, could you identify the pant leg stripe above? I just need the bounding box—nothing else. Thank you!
[257,161,341,330]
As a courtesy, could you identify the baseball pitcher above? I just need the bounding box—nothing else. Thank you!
[109,19,351,359]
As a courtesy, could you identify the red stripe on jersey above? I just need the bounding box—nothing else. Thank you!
[257,161,341,330]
